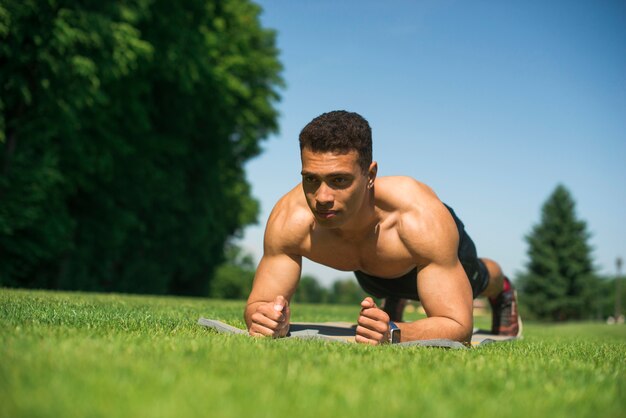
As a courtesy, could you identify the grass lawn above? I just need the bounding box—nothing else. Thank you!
[1,288,625,418]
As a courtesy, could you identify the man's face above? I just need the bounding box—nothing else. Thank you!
[300,148,374,228]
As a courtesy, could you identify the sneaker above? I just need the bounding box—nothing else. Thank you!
[381,298,408,322]
[489,277,523,337]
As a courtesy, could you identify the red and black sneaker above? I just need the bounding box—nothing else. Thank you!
[489,277,523,337]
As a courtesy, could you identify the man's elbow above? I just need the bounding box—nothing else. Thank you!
[461,319,474,343]
[447,316,473,343]
[458,324,473,343]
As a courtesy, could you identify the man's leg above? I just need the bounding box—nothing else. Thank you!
[479,258,522,337]
[479,258,504,298]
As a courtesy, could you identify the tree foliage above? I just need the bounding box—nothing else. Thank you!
[327,278,368,305]
[209,245,255,300]
[292,275,329,304]
[518,185,598,321]
[594,275,626,320]
[0,0,283,295]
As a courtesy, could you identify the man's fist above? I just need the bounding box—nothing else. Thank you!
[248,295,291,338]
[355,297,392,345]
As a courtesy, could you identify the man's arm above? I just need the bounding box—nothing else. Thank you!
[399,261,473,342]
[244,190,308,337]
[356,200,473,345]
[245,251,302,337]
[355,261,473,344]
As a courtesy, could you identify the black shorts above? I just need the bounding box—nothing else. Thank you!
[354,204,489,301]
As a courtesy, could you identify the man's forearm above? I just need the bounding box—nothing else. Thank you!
[398,316,472,343]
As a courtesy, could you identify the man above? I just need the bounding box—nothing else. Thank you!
[244,111,521,345]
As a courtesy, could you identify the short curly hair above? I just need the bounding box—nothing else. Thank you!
[299,110,372,173]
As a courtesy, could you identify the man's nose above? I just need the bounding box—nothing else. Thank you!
[315,182,334,206]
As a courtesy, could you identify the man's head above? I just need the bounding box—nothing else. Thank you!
[299,111,372,174]
[299,111,377,228]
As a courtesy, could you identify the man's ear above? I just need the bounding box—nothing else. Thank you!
[367,161,378,188]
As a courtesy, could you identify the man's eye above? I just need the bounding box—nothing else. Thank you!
[333,178,347,185]
[304,176,318,183]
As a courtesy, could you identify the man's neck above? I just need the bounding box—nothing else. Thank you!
[331,190,379,241]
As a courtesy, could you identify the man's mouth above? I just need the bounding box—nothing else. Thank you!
[316,210,337,219]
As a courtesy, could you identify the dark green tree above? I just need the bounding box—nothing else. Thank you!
[0,0,283,295]
[593,275,626,320]
[292,275,329,304]
[328,278,368,305]
[209,246,255,300]
[518,185,597,321]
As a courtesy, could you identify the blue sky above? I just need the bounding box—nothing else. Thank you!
[238,0,626,286]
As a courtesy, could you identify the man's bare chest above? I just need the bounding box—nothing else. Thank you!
[304,230,416,278]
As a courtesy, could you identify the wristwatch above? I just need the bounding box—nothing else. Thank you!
[388,321,401,344]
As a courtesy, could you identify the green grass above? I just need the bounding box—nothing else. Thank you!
[1,288,625,418]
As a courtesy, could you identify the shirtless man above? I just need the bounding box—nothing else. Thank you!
[244,110,521,345]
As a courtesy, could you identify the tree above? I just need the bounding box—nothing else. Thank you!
[209,246,255,300]
[328,278,368,305]
[518,185,597,321]
[0,0,283,295]
[292,275,329,304]
[593,275,626,320]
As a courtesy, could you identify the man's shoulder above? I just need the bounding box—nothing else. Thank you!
[265,185,313,252]
[377,177,457,259]
[376,176,439,210]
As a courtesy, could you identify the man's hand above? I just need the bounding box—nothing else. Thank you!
[248,295,291,338]
[355,297,392,345]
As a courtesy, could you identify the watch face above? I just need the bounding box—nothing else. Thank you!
[390,328,401,344]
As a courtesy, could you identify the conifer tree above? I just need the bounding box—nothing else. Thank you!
[519,185,597,321]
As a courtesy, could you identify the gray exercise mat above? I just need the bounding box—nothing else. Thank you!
[197,318,518,349]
